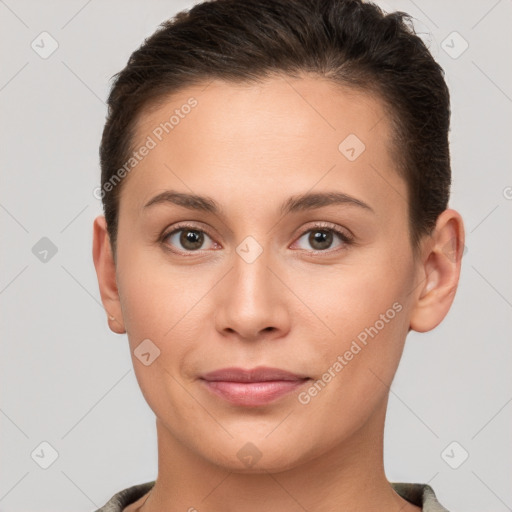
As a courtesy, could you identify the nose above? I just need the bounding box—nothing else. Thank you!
[214,248,291,342]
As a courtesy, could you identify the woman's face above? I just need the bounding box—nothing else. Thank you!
[111,75,423,471]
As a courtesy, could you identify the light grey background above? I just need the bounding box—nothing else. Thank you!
[1,0,511,510]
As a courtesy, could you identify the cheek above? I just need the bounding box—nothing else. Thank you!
[116,246,194,339]
[315,289,408,394]
[314,262,408,341]
[116,248,220,384]
[297,291,409,446]
[115,254,203,416]
[304,247,414,387]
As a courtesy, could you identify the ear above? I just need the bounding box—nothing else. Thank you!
[92,215,126,334]
[409,208,465,333]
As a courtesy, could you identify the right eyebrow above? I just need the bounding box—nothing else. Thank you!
[143,190,221,214]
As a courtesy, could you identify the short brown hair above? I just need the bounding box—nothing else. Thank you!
[99,0,451,260]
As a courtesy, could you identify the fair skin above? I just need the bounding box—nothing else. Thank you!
[93,75,464,512]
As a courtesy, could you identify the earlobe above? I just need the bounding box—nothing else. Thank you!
[409,209,465,333]
[92,215,126,334]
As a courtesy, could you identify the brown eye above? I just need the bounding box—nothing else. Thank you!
[163,226,217,252]
[293,225,353,253]
[178,229,204,250]
[308,230,334,251]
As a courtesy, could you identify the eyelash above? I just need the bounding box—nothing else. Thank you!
[160,222,354,256]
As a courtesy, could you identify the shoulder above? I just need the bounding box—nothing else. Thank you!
[94,480,451,512]
[390,482,451,512]
[92,481,155,512]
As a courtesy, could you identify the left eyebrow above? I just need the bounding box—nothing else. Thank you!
[280,191,375,216]
[142,190,374,215]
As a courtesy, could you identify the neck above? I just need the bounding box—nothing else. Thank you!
[141,397,419,512]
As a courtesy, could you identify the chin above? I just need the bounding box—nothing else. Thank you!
[196,434,314,474]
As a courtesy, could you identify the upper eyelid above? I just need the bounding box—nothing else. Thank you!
[163,221,349,237]
[293,221,353,243]
[163,221,214,237]
[162,221,352,249]
[162,223,216,243]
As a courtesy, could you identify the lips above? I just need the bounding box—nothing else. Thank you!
[199,366,311,406]
[200,366,309,382]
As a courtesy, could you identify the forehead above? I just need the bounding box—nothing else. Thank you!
[121,75,406,220]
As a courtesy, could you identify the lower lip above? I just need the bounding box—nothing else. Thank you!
[200,379,310,406]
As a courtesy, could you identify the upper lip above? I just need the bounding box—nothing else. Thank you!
[200,366,310,382]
